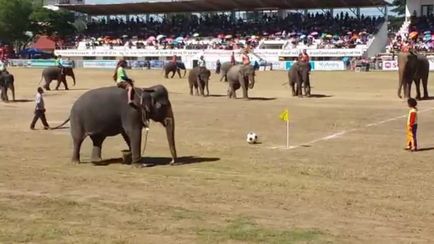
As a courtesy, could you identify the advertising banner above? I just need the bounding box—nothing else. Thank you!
[82,60,118,69]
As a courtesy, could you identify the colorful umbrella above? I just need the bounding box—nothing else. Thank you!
[409,31,418,39]
[310,32,319,36]
[225,35,233,39]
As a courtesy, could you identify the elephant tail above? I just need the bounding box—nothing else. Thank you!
[51,118,70,130]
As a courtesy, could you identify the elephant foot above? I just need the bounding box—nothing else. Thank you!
[91,157,102,164]
[71,159,80,164]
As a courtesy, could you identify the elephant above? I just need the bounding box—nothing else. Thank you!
[54,85,177,165]
[40,67,76,91]
[0,71,15,102]
[288,61,311,97]
[188,67,211,96]
[226,64,256,99]
[397,52,430,100]
[163,62,186,78]
[219,61,242,82]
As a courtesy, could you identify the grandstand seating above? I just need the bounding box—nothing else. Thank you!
[68,12,384,51]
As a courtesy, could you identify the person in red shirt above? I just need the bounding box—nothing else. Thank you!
[171,55,177,63]
[406,98,418,151]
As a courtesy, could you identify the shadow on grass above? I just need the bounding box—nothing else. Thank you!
[416,147,434,152]
[91,156,220,167]
[4,99,33,103]
[308,94,333,98]
[248,97,277,101]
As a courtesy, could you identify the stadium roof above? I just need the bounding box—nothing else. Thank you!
[58,0,388,15]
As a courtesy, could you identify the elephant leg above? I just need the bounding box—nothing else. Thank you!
[240,78,248,99]
[63,78,69,90]
[121,131,132,151]
[305,78,311,97]
[422,76,429,99]
[165,71,169,79]
[297,80,303,98]
[171,70,175,78]
[55,80,61,90]
[71,131,85,164]
[206,82,210,96]
[10,84,15,101]
[407,82,412,98]
[189,84,194,96]
[220,74,224,82]
[414,79,422,100]
[44,80,51,91]
[128,128,142,164]
[177,69,182,78]
[197,78,204,96]
[90,135,106,163]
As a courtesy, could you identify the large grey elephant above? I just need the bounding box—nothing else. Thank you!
[219,61,241,82]
[163,62,186,78]
[0,71,15,102]
[40,67,76,91]
[226,64,256,99]
[54,85,177,165]
[188,67,211,96]
[397,52,430,100]
[288,61,311,97]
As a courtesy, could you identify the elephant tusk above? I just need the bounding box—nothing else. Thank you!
[142,127,150,155]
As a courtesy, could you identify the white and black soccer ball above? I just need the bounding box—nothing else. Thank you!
[246,132,258,144]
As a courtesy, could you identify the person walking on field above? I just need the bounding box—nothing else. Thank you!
[30,87,50,130]
[406,98,418,152]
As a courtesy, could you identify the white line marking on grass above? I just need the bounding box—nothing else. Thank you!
[270,107,434,150]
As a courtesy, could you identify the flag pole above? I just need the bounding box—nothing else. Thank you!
[286,118,289,149]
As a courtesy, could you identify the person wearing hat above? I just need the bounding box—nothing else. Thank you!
[113,59,134,106]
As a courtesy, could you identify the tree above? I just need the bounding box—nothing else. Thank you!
[0,0,33,44]
[391,0,406,16]
[30,7,76,38]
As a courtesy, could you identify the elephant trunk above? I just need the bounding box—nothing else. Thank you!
[164,106,177,164]
[248,74,255,89]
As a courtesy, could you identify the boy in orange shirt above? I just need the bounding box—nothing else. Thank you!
[406,98,418,151]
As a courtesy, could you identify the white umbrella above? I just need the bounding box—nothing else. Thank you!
[156,34,166,40]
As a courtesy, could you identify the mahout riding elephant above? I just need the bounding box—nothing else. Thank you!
[40,67,76,91]
[54,85,177,165]
[163,62,186,78]
[188,67,211,96]
[226,64,255,99]
[397,52,430,100]
[219,61,241,82]
[0,71,15,102]
[288,61,311,97]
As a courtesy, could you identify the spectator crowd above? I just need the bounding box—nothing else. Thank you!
[388,15,434,53]
[67,12,384,50]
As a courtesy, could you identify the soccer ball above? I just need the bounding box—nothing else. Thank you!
[246,132,258,144]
